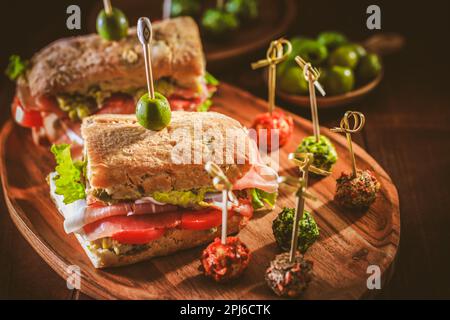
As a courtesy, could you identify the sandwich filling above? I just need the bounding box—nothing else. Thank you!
[48,112,278,255]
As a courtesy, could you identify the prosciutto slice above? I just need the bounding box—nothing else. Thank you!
[64,201,178,234]
[233,139,279,194]
[83,212,182,241]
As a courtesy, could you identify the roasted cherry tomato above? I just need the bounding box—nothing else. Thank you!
[112,228,165,245]
[200,236,251,282]
[251,110,294,151]
[11,96,43,128]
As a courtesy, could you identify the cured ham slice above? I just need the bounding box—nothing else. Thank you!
[233,164,278,194]
[64,200,178,234]
[233,139,279,194]
[83,212,182,241]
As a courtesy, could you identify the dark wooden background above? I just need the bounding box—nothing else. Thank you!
[1,0,449,299]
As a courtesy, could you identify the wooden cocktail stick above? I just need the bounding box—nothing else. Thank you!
[137,17,155,99]
[162,0,172,20]
[205,162,237,244]
[252,39,292,116]
[288,153,313,262]
[331,111,366,178]
[295,56,326,143]
[103,0,113,15]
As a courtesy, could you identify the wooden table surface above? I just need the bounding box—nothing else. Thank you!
[0,0,449,299]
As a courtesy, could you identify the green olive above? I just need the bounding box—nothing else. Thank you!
[357,53,382,83]
[322,66,355,95]
[317,31,348,51]
[343,43,367,58]
[296,40,328,66]
[171,0,201,17]
[225,0,259,20]
[290,36,312,56]
[96,7,129,41]
[136,92,171,131]
[329,46,359,69]
[278,66,309,95]
[201,9,239,36]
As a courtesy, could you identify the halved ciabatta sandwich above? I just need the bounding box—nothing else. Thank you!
[9,17,217,146]
[48,112,278,268]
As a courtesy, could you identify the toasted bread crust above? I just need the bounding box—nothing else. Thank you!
[81,112,252,199]
[24,17,204,97]
[76,215,244,268]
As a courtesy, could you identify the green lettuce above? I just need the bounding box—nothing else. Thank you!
[51,144,86,204]
[250,188,277,209]
[197,99,212,112]
[205,72,219,86]
[5,55,28,81]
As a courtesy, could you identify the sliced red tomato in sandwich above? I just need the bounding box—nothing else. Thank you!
[112,229,165,244]
[11,96,43,128]
[181,208,235,231]
[97,94,135,115]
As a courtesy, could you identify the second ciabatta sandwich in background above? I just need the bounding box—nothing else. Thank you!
[48,111,278,268]
[8,17,217,146]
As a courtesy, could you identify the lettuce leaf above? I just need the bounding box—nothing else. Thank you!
[197,99,212,112]
[205,71,219,86]
[250,188,277,209]
[5,55,28,81]
[51,144,86,204]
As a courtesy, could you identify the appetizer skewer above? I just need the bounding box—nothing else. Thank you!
[136,17,171,131]
[331,111,381,209]
[266,153,316,297]
[294,56,337,174]
[200,162,251,282]
[251,39,294,150]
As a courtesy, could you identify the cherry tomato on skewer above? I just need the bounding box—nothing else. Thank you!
[251,109,294,151]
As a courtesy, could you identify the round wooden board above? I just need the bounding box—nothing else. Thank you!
[0,83,400,300]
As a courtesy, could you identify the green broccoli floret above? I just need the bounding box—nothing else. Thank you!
[296,135,337,172]
[272,207,319,253]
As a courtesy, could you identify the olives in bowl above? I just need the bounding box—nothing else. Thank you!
[276,31,383,106]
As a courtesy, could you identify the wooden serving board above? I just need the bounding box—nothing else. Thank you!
[0,83,400,300]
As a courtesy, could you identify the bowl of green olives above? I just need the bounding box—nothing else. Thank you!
[275,32,404,108]
[170,0,298,63]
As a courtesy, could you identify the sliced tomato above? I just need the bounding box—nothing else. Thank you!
[11,96,43,128]
[36,95,62,114]
[181,208,235,231]
[97,94,135,115]
[167,98,192,111]
[112,228,165,244]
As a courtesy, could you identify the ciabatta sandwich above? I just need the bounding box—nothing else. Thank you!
[8,17,217,146]
[48,112,278,268]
